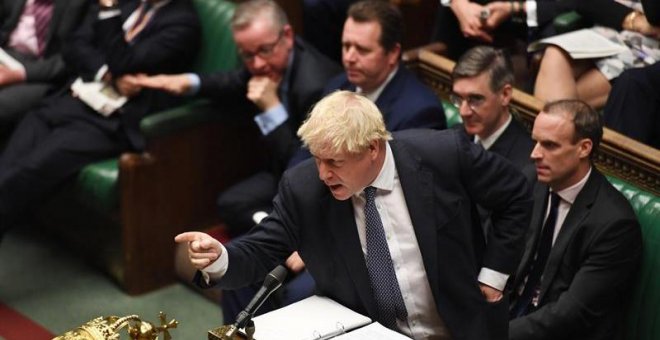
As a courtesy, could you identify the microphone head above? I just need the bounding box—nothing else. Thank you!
[263,264,287,290]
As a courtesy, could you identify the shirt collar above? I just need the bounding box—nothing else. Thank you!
[353,142,395,199]
[474,113,512,150]
[554,166,592,204]
[356,66,398,103]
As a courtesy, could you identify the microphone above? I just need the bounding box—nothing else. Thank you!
[234,264,288,329]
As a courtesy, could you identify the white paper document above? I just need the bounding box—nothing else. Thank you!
[333,322,412,339]
[252,295,372,340]
[71,77,128,116]
[528,28,628,59]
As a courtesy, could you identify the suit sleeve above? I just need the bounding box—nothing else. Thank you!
[209,173,301,289]
[456,131,533,275]
[509,217,642,340]
[64,2,200,80]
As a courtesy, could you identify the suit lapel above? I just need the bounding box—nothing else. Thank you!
[374,68,401,125]
[514,184,549,285]
[489,120,517,159]
[539,171,601,300]
[390,139,441,302]
[325,192,379,317]
[46,0,66,47]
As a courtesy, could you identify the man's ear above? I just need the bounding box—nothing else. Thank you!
[577,138,593,160]
[387,43,401,67]
[500,84,513,107]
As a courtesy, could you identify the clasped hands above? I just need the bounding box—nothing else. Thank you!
[451,0,517,43]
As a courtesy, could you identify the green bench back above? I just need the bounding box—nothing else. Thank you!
[608,177,660,340]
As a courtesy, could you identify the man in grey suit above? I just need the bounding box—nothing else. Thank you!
[0,0,89,138]
[178,91,532,339]
[509,99,642,340]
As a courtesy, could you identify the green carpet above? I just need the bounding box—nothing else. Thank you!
[0,225,224,339]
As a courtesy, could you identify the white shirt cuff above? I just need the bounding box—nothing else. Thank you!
[201,243,229,284]
[440,0,451,6]
[478,267,509,291]
[94,65,109,82]
[254,104,288,135]
[526,0,538,27]
[186,73,201,95]
[98,9,121,20]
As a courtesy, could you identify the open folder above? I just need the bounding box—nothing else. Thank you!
[252,295,411,340]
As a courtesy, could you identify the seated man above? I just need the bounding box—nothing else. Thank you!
[0,0,200,238]
[178,90,532,340]
[509,99,643,340]
[138,0,342,237]
[0,0,89,139]
[288,0,447,167]
[452,45,534,173]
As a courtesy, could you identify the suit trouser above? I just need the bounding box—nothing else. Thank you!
[0,95,129,234]
[0,82,54,141]
[603,63,660,149]
[216,171,279,237]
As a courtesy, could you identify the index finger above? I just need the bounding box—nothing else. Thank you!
[174,231,208,243]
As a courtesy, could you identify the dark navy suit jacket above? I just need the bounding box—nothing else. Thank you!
[201,129,532,340]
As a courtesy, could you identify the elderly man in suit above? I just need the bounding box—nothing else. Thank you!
[0,0,89,138]
[177,90,532,339]
[0,0,200,238]
[509,99,642,340]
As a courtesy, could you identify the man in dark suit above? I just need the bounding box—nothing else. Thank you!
[0,0,89,138]
[452,46,533,173]
[287,0,446,168]
[0,0,200,237]
[325,0,445,132]
[178,91,532,339]
[509,99,643,340]
[139,0,342,236]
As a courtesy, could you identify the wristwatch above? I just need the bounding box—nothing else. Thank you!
[99,0,119,9]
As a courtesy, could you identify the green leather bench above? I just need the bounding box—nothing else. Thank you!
[405,49,660,340]
[38,0,267,295]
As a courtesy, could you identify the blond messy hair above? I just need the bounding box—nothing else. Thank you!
[297,91,391,155]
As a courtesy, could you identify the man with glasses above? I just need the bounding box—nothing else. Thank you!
[138,0,341,323]
[452,46,534,173]
[138,0,341,237]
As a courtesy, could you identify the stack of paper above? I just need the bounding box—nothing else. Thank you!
[528,28,627,59]
[252,296,372,340]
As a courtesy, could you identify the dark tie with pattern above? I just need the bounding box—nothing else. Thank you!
[33,0,54,55]
[363,186,408,330]
[512,191,561,317]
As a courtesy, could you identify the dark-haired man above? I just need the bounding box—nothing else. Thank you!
[509,99,642,340]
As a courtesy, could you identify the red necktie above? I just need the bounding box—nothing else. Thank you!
[33,0,54,55]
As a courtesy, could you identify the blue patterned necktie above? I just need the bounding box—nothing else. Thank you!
[363,186,408,330]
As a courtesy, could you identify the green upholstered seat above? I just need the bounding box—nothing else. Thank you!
[74,0,238,214]
[441,100,462,128]
[75,159,119,213]
[607,176,660,340]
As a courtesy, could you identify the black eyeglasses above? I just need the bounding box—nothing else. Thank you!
[449,93,486,111]
[238,31,284,62]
